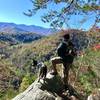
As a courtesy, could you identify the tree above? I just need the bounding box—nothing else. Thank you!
[24,0,100,29]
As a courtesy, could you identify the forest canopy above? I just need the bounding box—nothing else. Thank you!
[24,0,100,29]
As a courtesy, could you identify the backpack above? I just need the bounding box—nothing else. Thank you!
[57,41,77,58]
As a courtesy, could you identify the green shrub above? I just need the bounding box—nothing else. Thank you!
[19,73,37,92]
[0,88,19,100]
[73,48,100,94]
[79,72,95,94]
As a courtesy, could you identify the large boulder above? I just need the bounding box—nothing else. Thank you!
[12,73,64,100]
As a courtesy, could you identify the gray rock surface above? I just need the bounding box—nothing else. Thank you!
[12,73,64,100]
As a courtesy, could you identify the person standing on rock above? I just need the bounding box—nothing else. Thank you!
[51,33,77,89]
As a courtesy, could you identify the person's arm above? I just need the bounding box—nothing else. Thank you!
[68,41,77,56]
[57,42,66,58]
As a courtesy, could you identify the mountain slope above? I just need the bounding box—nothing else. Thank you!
[0,32,42,44]
[0,22,54,35]
[0,22,55,44]
[0,29,100,100]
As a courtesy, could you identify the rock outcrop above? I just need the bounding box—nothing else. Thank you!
[13,72,83,100]
[12,73,64,100]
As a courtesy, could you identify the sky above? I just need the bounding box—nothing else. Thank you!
[0,0,99,29]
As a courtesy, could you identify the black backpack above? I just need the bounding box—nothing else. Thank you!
[57,41,76,58]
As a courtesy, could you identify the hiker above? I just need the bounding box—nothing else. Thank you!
[51,33,77,89]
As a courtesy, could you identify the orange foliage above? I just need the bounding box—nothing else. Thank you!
[92,44,100,51]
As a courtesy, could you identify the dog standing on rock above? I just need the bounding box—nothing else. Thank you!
[38,62,47,82]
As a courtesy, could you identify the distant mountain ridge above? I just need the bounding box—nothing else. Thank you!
[0,22,56,44]
[0,22,54,35]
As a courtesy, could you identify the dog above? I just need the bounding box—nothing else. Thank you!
[38,62,47,82]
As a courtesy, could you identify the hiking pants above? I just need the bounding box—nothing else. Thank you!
[51,57,71,85]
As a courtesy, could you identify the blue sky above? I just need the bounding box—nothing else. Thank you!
[0,0,50,27]
[0,0,99,29]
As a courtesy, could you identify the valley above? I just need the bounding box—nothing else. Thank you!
[0,23,100,100]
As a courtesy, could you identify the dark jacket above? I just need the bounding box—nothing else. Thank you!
[57,40,76,63]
